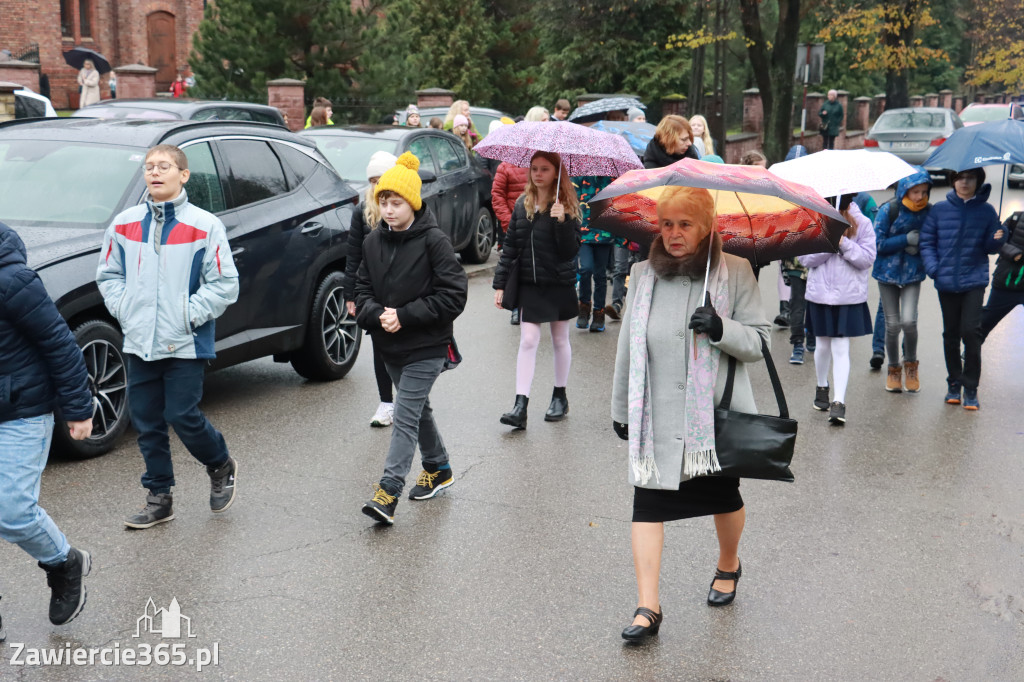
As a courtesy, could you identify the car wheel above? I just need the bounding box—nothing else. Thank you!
[460,208,494,264]
[291,271,361,381]
[53,319,131,459]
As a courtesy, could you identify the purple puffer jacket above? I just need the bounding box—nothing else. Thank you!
[800,203,877,305]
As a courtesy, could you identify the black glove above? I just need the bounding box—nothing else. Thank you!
[688,293,724,342]
[613,421,628,440]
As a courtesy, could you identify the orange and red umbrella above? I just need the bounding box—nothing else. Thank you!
[590,158,848,265]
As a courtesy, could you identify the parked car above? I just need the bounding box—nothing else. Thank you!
[0,117,360,458]
[958,102,1024,127]
[301,125,495,263]
[14,88,58,119]
[73,98,287,126]
[1006,164,1024,189]
[391,106,511,137]
[864,107,963,180]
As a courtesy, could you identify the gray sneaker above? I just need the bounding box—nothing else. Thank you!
[125,493,174,529]
[208,457,237,513]
[813,385,830,411]
[829,401,847,425]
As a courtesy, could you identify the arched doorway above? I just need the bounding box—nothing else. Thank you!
[147,11,177,92]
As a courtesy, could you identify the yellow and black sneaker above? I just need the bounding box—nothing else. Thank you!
[408,465,454,501]
[361,484,398,524]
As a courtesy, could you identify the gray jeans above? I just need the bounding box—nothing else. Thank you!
[878,282,921,364]
[381,356,450,494]
[611,245,637,306]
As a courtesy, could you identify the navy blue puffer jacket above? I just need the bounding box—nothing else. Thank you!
[0,222,93,423]
[920,185,1003,293]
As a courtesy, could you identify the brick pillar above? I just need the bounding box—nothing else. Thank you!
[806,92,825,132]
[853,97,871,131]
[924,92,939,107]
[416,88,455,109]
[742,88,763,133]
[939,89,953,109]
[0,82,19,123]
[953,96,964,113]
[872,93,887,120]
[267,78,305,132]
[0,61,41,92]
[661,96,687,118]
[910,95,924,107]
[836,90,850,131]
[114,65,157,99]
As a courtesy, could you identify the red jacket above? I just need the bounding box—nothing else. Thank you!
[170,80,187,98]
[491,163,528,231]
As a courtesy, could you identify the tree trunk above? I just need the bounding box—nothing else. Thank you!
[689,1,706,112]
[882,0,916,109]
[739,0,801,163]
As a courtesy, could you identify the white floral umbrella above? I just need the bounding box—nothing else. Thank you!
[769,149,917,197]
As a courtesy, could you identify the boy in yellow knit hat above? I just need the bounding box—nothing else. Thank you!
[355,152,469,524]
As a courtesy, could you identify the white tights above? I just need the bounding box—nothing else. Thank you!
[814,336,850,404]
[516,321,572,396]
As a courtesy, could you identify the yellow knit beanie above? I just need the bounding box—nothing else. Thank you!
[373,151,422,211]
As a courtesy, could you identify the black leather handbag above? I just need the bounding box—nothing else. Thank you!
[712,338,797,482]
[500,257,521,311]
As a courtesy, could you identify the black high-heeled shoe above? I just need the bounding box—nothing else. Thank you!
[707,560,741,607]
[621,606,662,642]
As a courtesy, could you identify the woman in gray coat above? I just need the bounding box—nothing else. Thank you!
[611,186,770,642]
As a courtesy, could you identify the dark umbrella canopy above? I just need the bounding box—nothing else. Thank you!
[925,118,1024,171]
[63,47,111,74]
[568,97,646,124]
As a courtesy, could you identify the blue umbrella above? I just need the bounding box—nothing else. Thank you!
[590,120,655,156]
[568,97,645,123]
[925,118,1024,216]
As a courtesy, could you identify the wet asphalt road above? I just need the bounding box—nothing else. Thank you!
[2,181,1023,681]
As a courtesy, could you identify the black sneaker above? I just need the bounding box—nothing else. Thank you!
[124,493,174,529]
[828,401,846,425]
[38,547,91,626]
[813,385,830,411]
[409,465,455,500]
[208,456,238,513]
[362,484,398,524]
[869,351,884,370]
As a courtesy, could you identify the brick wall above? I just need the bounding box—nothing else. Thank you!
[0,83,20,123]
[268,79,305,132]
[0,61,41,91]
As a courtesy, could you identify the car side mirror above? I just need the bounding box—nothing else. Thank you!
[418,169,437,184]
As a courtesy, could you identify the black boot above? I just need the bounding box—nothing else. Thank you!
[544,387,569,421]
[500,395,528,429]
[773,300,790,327]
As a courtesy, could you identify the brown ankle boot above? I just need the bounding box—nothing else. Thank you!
[904,360,920,393]
[576,302,591,329]
[886,364,903,393]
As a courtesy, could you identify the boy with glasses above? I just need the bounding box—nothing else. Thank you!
[96,144,240,528]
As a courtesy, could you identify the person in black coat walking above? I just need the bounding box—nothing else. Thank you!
[981,209,1024,340]
[642,115,701,170]
[344,151,397,427]
[0,221,95,631]
[355,153,468,525]
[492,151,582,429]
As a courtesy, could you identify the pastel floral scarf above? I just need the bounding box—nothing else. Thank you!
[627,254,730,484]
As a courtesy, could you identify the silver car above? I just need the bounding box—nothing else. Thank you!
[865,107,963,179]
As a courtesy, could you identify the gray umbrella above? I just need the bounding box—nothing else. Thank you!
[568,97,646,123]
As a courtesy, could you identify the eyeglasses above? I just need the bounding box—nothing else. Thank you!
[144,162,179,174]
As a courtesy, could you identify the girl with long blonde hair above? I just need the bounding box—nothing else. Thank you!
[492,151,582,428]
[689,115,715,158]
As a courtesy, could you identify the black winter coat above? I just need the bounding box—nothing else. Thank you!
[344,204,370,301]
[355,208,468,364]
[492,196,581,290]
[993,211,1024,291]
[642,137,700,169]
[0,222,93,423]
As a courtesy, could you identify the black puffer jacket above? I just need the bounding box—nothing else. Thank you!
[993,211,1024,291]
[493,196,581,289]
[642,137,700,169]
[0,222,93,423]
[343,203,370,301]
[355,208,467,364]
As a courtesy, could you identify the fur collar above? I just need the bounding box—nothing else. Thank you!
[648,230,723,281]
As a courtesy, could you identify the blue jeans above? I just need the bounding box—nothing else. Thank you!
[380,357,450,495]
[578,243,613,309]
[0,414,70,565]
[611,245,636,306]
[871,299,886,355]
[127,356,229,494]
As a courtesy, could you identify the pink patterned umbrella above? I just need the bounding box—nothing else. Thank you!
[473,121,642,177]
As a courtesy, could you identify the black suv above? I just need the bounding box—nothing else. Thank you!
[72,98,287,127]
[0,118,360,458]
[301,125,495,263]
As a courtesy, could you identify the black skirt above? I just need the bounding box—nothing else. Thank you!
[805,301,873,338]
[518,282,578,324]
[632,476,743,523]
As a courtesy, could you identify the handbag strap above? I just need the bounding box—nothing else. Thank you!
[718,337,790,419]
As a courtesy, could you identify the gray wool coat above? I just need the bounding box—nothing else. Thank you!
[611,253,771,490]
